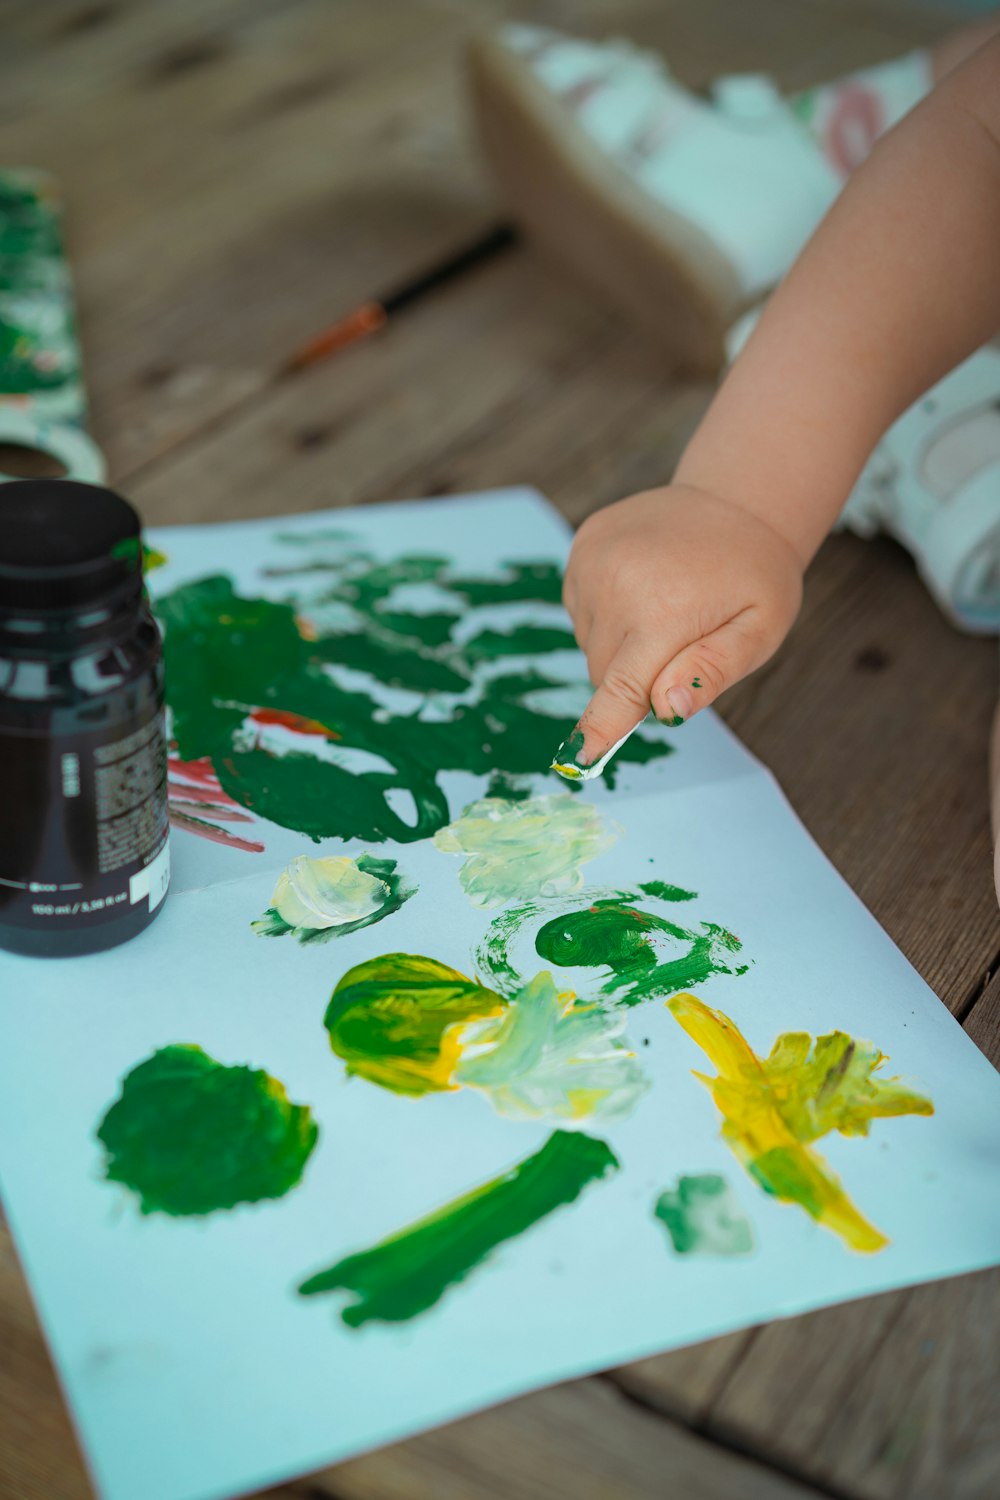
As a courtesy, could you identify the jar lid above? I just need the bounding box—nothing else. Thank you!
[0,479,144,613]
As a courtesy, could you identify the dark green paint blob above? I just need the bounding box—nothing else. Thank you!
[156,553,673,843]
[536,902,659,970]
[96,1045,318,1216]
[485,771,532,802]
[464,624,577,660]
[691,677,703,689]
[638,880,696,903]
[298,1130,618,1326]
[447,560,564,607]
[534,899,745,1005]
[475,883,746,1007]
[217,748,451,845]
[657,714,685,728]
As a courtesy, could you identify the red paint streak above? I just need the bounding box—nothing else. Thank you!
[168,808,265,853]
[249,708,341,739]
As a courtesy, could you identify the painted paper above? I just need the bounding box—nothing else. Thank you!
[0,490,998,1500]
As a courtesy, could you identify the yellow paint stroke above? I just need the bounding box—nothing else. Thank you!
[667,995,934,1253]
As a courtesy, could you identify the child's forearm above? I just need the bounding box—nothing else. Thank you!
[676,37,1000,567]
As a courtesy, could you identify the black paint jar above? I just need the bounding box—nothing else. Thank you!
[0,479,170,957]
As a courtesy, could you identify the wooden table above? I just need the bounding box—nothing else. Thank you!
[2,2,998,1497]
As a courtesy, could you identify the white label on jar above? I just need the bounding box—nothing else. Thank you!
[129,841,171,912]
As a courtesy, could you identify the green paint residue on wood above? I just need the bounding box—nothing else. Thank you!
[155,548,674,847]
[297,1130,618,1326]
[96,1045,318,1216]
[324,953,506,1096]
[252,853,414,943]
[433,793,619,907]
[654,1174,754,1256]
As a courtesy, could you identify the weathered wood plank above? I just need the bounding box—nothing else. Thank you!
[0,0,507,475]
[293,1379,824,1500]
[705,1268,1000,1500]
[0,1213,93,1500]
[126,250,614,522]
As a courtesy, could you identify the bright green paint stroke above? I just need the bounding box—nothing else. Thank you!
[156,545,673,844]
[654,1174,754,1256]
[298,1130,618,1326]
[96,1045,317,1216]
[475,887,747,1006]
[252,853,414,944]
[324,953,506,1096]
[454,971,650,1124]
[535,900,747,1007]
[433,794,620,908]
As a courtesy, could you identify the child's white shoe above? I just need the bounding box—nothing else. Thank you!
[468,25,844,373]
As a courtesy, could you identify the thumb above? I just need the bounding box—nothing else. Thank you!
[650,612,775,724]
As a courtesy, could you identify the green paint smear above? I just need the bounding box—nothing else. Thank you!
[96,1044,318,1216]
[464,624,577,660]
[638,880,696,903]
[534,898,747,1006]
[654,1173,754,1256]
[485,770,532,802]
[298,1129,618,1326]
[475,884,746,1006]
[324,952,506,1096]
[552,727,587,771]
[252,854,414,944]
[157,561,673,844]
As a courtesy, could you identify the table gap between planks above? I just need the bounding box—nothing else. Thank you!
[0,2,996,1499]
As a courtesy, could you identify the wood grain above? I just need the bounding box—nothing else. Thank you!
[298,1379,819,1500]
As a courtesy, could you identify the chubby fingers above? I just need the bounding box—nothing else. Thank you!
[649,609,776,725]
[552,609,778,779]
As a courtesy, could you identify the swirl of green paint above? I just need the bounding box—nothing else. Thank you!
[324,953,506,1095]
[96,1044,318,1216]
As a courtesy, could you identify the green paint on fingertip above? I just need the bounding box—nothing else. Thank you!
[297,1130,619,1326]
[551,727,587,780]
[654,1173,754,1256]
[96,1045,318,1216]
[657,714,685,728]
[691,677,702,689]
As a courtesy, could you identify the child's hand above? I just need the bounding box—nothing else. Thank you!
[561,486,804,764]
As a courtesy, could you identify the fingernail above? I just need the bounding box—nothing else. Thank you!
[551,727,589,780]
[659,685,694,723]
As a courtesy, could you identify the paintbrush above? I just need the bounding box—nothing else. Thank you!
[283,223,517,373]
